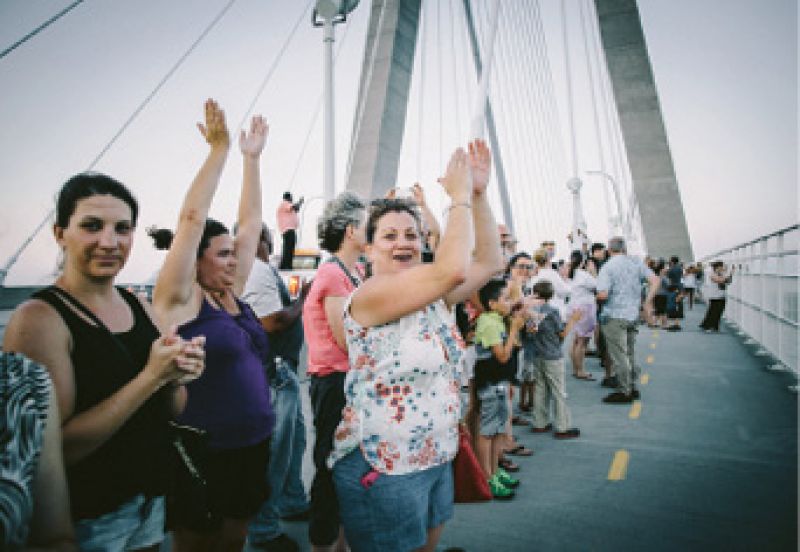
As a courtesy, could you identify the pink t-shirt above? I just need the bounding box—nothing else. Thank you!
[276,200,299,233]
[303,261,356,377]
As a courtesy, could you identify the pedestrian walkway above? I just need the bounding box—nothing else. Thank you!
[269,307,797,551]
[434,307,797,551]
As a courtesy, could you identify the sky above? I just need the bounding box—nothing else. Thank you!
[0,0,796,285]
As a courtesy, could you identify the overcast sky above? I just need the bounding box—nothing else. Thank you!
[0,0,796,284]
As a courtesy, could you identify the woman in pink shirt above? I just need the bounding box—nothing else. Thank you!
[302,191,366,552]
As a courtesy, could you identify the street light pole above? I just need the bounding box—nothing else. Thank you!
[314,1,359,201]
[566,176,587,252]
[586,169,632,243]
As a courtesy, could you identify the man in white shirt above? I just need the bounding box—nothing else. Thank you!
[242,225,311,552]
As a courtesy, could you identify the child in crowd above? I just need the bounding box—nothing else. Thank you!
[473,280,526,499]
[529,280,582,438]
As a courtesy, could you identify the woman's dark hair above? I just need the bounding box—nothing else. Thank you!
[478,278,507,310]
[365,198,421,244]
[283,191,293,202]
[317,192,366,253]
[532,280,554,301]
[198,218,229,258]
[146,226,173,250]
[568,250,584,280]
[56,172,138,228]
[506,252,532,276]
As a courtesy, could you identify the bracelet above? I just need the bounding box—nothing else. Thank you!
[446,201,472,212]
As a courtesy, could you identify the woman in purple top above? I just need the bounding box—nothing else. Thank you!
[153,100,272,550]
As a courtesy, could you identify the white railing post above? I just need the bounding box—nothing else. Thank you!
[758,238,768,353]
[772,233,785,370]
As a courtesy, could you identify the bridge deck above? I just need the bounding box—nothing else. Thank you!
[283,307,797,551]
[1,305,796,551]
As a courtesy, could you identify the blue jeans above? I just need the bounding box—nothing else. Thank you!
[248,359,309,543]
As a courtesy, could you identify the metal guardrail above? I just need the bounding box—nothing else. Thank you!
[700,224,799,390]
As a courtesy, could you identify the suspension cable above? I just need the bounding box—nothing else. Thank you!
[2,0,240,281]
[532,0,571,234]
[447,0,463,139]
[236,0,314,131]
[416,0,427,182]
[579,0,613,233]
[528,0,567,235]
[0,0,85,60]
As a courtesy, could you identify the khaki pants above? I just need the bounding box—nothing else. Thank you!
[601,318,639,394]
[533,358,571,432]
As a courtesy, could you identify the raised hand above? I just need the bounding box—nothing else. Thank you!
[239,115,269,158]
[411,183,426,206]
[438,148,472,203]
[467,139,491,195]
[197,99,230,150]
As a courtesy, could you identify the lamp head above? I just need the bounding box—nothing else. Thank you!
[566,177,583,193]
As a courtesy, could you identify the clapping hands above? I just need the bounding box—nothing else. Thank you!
[467,139,491,195]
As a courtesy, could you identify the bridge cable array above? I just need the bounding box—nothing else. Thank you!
[0,0,85,60]
[2,0,240,279]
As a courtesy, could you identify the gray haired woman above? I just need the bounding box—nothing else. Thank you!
[302,191,366,552]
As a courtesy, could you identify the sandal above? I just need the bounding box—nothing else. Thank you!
[572,373,596,381]
[498,457,520,472]
[511,415,531,426]
[506,444,533,457]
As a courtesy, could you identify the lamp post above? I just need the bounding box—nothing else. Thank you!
[566,176,587,252]
[313,0,359,201]
[585,169,632,243]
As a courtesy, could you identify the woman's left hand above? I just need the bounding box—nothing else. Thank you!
[239,115,269,158]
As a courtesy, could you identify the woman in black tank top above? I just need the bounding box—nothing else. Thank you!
[3,173,205,549]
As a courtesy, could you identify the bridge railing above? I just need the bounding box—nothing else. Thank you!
[700,224,799,383]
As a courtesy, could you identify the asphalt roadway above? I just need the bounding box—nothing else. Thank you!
[273,306,798,552]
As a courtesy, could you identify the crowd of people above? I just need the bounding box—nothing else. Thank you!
[0,99,734,552]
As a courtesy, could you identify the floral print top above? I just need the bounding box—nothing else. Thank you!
[329,295,465,475]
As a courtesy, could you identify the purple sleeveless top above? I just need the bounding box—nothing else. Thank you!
[177,296,274,450]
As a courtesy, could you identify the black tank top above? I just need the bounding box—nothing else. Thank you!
[32,286,172,520]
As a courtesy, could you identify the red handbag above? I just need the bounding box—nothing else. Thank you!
[453,424,492,503]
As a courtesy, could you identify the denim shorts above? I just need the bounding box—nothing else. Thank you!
[477,383,509,436]
[332,449,454,552]
[74,494,165,551]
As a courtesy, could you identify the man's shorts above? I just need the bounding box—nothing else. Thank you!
[477,383,509,436]
[332,449,453,552]
[518,355,536,383]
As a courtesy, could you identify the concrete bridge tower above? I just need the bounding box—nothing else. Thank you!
[594,0,694,260]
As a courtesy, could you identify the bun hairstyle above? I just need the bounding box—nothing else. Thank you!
[146,227,173,250]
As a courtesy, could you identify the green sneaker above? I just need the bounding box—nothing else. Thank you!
[488,474,515,500]
[496,467,520,488]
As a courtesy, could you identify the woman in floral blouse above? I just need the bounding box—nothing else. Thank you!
[329,141,504,552]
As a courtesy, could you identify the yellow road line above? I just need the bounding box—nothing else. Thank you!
[641,374,650,385]
[608,450,630,481]
[650,343,657,349]
[629,401,642,419]
[652,331,659,338]
[646,355,654,364]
